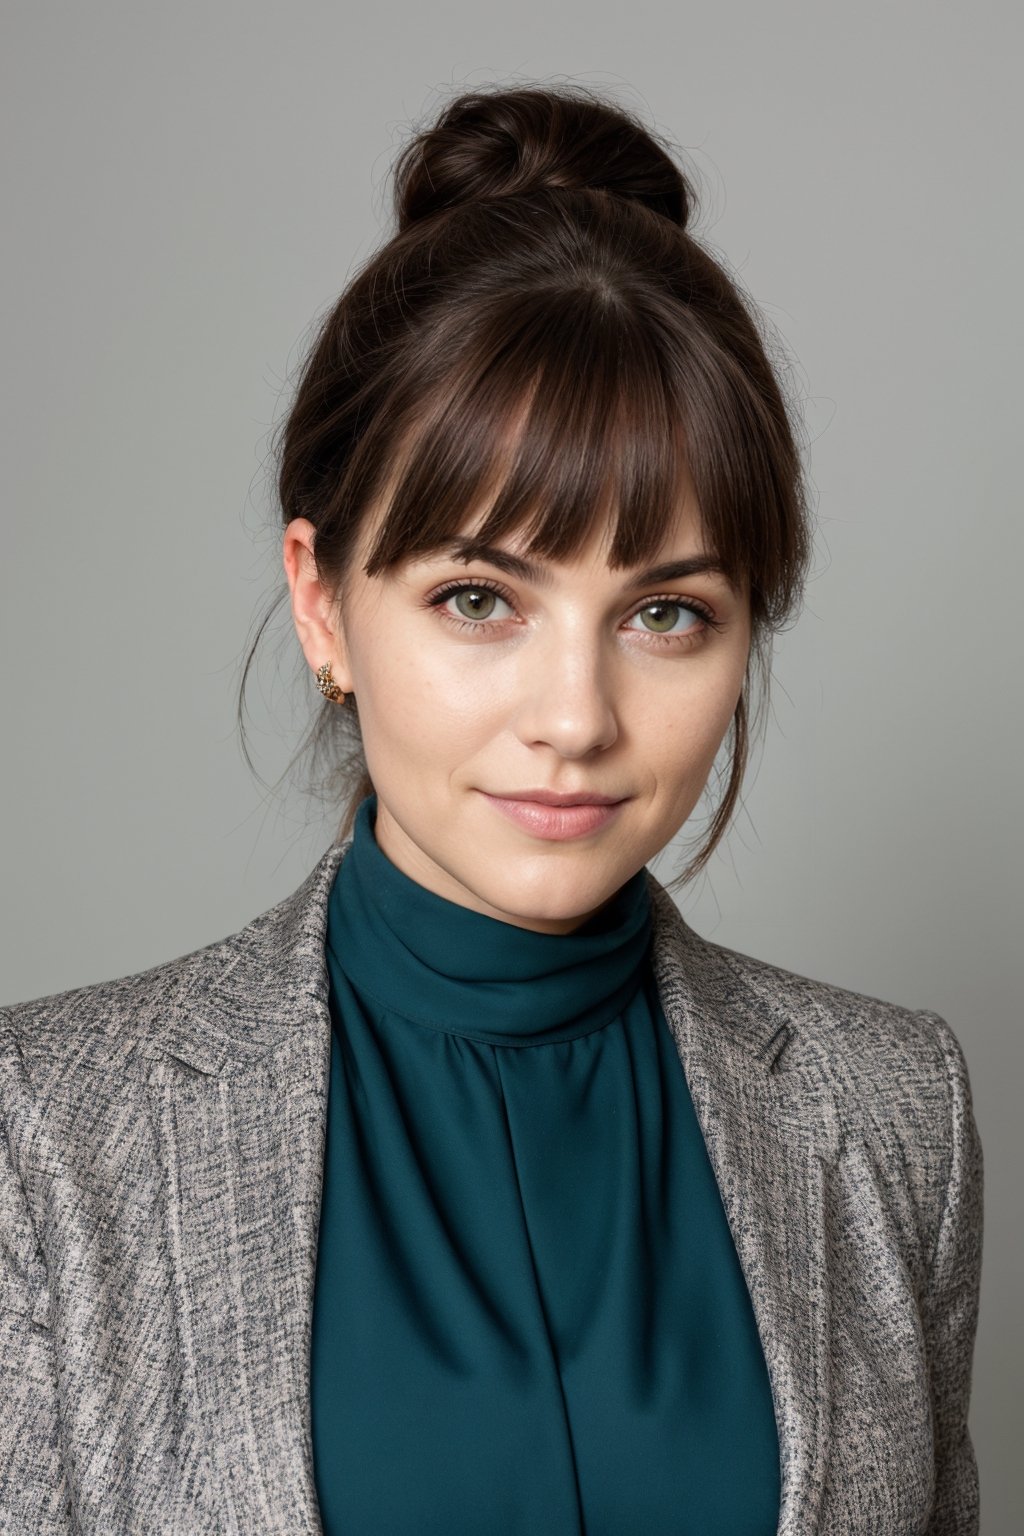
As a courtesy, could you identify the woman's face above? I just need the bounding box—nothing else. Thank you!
[285,469,752,934]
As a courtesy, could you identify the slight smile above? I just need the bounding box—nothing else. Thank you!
[479,791,630,842]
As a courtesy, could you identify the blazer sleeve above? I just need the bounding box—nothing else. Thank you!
[0,1015,74,1531]
[917,1010,984,1536]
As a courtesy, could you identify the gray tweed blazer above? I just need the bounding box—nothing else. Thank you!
[0,838,983,1535]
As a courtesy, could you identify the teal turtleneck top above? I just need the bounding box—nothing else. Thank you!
[310,792,780,1535]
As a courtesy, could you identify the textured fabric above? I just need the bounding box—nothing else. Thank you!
[310,793,779,1535]
[0,833,983,1534]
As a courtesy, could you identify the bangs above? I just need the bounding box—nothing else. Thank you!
[353,285,753,588]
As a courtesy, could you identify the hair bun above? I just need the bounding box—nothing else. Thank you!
[393,86,693,232]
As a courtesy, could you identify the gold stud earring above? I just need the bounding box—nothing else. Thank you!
[315,661,346,703]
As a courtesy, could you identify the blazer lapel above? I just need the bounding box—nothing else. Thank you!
[139,841,347,1535]
[645,875,838,1536]
[138,841,835,1536]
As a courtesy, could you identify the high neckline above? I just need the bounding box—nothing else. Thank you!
[324,792,653,1045]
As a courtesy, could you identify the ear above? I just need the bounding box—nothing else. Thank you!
[282,518,355,694]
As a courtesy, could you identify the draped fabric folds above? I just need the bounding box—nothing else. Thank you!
[310,793,780,1535]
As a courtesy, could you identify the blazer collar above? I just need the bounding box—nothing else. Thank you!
[141,837,837,1536]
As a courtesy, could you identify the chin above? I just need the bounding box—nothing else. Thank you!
[484,871,613,924]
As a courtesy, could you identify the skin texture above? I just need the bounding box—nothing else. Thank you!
[283,466,752,936]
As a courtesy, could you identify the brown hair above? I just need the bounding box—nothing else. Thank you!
[239,83,814,892]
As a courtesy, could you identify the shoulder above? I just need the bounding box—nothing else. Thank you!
[0,897,288,1183]
[697,931,982,1250]
[0,936,235,1181]
[729,932,971,1106]
[675,914,978,1160]
[0,837,345,1122]
[699,931,983,1281]
[1,933,233,1086]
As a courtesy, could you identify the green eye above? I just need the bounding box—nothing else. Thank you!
[636,601,686,633]
[427,580,517,629]
[427,579,720,647]
[452,587,503,620]
[626,600,708,636]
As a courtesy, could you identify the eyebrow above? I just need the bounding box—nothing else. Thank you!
[436,535,741,595]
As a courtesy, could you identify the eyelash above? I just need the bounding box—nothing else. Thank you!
[423,577,726,649]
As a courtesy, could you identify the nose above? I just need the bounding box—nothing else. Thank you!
[512,634,620,759]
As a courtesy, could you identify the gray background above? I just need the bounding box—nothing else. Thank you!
[2,1,1019,1525]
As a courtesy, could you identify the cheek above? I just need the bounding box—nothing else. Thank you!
[632,672,745,819]
[638,654,744,750]
[358,621,499,753]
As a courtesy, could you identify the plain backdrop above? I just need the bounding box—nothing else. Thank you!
[2,1,1020,1525]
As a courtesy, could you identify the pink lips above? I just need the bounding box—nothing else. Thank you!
[481,792,627,841]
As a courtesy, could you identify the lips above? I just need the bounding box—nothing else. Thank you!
[486,790,626,807]
[481,792,627,841]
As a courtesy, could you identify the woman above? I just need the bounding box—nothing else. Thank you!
[0,84,982,1535]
